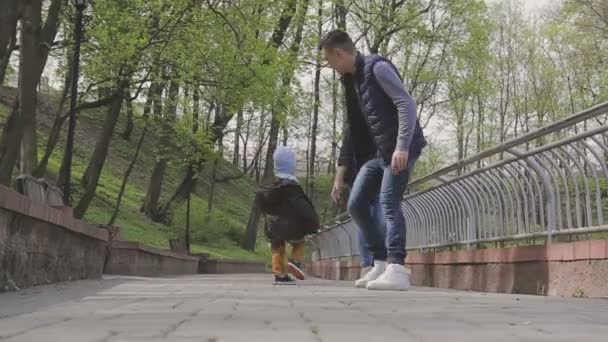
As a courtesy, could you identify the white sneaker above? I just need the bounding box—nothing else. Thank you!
[366,264,410,291]
[355,261,386,288]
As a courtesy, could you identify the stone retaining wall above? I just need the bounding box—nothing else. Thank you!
[104,241,199,277]
[0,182,279,292]
[0,185,108,292]
[197,256,268,274]
[309,240,608,298]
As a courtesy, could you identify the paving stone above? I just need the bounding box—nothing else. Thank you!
[1,274,608,342]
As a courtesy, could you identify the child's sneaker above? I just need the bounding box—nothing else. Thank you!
[273,274,297,285]
[288,260,306,280]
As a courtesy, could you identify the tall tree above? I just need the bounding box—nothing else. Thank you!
[241,0,309,251]
[21,0,64,175]
[74,84,127,218]
[0,0,20,84]
[121,90,135,140]
[0,0,62,184]
[34,53,72,178]
[109,84,155,226]
[308,0,323,198]
[142,73,179,221]
[233,109,243,167]
[242,109,252,174]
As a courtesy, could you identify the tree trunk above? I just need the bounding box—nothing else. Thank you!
[16,0,43,177]
[109,119,148,225]
[604,135,608,166]
[269,0,299,50]
[143,158,168,219]
[335,0,348,159]
[204,102,213,132]
[121,89,134,140]
[0,0,20,84]
[456,113,465,175]
[74,86,125,218]
[208,157,219,212]
[142,77,179,221]
[137,76,166,217]
[34,56,72,178]
[20,0,63,175]
[242,200,261,251]
[0,27,17,85]
[0,0,44,183]
[250,112,265,179]
[328,70,338,174]
[151,74,165,120]
[0,4,19,85]
[20,116,38,175]
[108,81,157,224]
[192,87,200,134]
[172,87,201,224]
[185,188,191,254]
[335,0,347,30]
[305,112,311,194]
[253,154,260,181]
[233,108,242,166]
[308,0,322,200]
[242,110,251,174]
[263,112,280,181]
[282,124,288,146]
[476,96,484,169]
[0,101,20,185]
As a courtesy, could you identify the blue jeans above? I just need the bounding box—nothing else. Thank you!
[358,199,385,267]
[348,158,416,265]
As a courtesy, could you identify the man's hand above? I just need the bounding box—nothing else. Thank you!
[331,166,347,204]
[332,176,345,204]
[391,150,409,175]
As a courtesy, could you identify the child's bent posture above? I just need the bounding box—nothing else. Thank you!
[255,146,319,285]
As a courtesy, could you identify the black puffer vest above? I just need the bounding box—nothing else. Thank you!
[340,54,426,173]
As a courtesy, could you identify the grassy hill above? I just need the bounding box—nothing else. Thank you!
[0,87,271,261]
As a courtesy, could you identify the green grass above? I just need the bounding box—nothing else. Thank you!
[2,88,270,262]
[309,174,339,225]
[191,239,272,261]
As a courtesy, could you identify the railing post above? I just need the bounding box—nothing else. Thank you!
[507,147,557,243]
[439,176,474,249]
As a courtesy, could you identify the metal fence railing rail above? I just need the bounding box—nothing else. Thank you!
[309,102,608,261]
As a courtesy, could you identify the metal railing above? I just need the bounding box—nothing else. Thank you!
[309,102,608,260]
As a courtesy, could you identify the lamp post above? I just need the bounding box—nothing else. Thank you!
[62,0,88,206]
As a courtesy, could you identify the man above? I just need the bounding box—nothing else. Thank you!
[322,30,426,291]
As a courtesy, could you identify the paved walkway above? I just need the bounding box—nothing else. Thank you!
[0,275,607,342]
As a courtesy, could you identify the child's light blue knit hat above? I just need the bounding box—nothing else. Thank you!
[273,146,296,176]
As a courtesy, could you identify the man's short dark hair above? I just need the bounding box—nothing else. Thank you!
[318,30,356,53]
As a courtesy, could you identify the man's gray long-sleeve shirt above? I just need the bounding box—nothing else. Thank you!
[354,61,417,152]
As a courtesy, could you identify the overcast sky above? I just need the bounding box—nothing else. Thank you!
[519,0,553,10]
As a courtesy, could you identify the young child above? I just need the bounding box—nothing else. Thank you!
[255,146,320,285]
